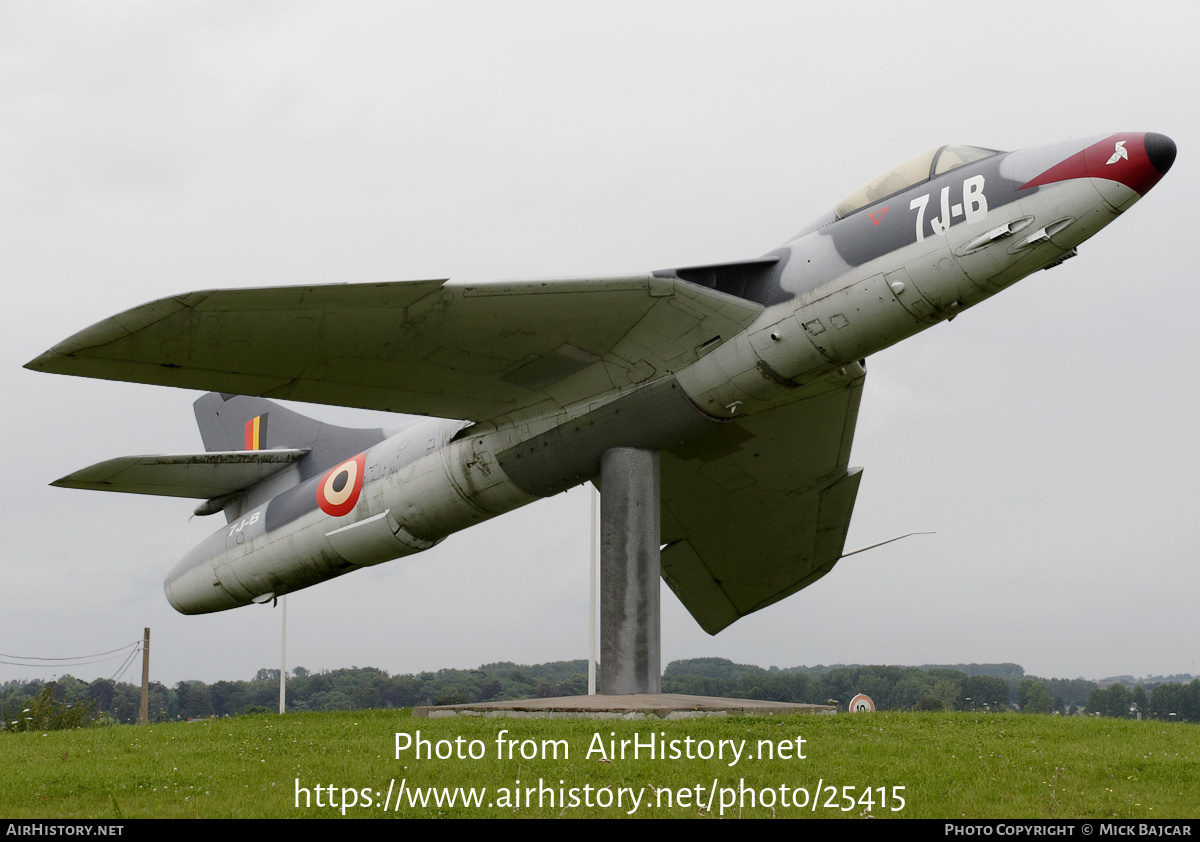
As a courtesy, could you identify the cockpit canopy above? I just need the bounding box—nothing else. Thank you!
[835,145,1001,219]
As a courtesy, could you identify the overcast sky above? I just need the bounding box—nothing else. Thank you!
[4,1,1197,689]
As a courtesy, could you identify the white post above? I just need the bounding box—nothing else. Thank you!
[278,595,287,714]
[588,485,598,696]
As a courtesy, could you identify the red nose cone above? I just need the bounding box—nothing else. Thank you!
[1084,132,1175,196]
[1020,132,1176,197]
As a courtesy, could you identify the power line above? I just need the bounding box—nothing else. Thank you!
[0,641,140,669]
[0,647,137,666]
[108,644,142,683]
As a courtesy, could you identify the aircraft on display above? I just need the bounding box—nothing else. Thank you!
[28,132,1175,636]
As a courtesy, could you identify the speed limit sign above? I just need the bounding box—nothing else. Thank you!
[848,694,875,713]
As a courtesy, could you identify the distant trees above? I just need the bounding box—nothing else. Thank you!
[1146,680,1200,721]
[3,663,1198,724]
[1081,680,1200,720]
[209,681,247,717]
[958,675,1009,712]
[1043,678,1095,709]
[667,661,1013,713]
[175,681,215,719]
[1017,680,1054,714]
[2,682,94,732]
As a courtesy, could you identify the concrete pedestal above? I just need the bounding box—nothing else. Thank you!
[598,447,661,695]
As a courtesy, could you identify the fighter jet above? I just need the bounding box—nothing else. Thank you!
[27,132,1175,636]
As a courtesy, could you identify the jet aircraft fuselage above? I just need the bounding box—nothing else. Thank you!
[29,132,1176,634]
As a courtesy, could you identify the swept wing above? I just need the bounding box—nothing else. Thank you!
[27,276,763,421]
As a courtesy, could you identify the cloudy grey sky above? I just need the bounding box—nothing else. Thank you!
[4,1,1197,688]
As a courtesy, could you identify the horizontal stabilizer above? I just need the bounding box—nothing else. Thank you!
[52,449,308,499]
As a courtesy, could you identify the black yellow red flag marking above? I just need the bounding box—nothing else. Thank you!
[244,414,268,450]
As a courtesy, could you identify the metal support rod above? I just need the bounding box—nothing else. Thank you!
[588,485,597,696]
[598,447,661,695]
[138,627,149,725]
[279,595,287,714]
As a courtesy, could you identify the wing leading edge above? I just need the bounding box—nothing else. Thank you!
[660,364,866,634]
[27,276,763,423]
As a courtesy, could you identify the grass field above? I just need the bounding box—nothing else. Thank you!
[2,709,1198,819]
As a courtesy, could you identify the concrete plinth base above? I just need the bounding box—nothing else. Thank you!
[599,447,661,695]
[413,693,836,719]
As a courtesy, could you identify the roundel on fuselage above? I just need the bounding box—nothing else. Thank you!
[317,453,366,517]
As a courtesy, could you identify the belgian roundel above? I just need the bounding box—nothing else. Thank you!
[316,453,366,517]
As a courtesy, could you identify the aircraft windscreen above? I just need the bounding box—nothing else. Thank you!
[835,145,1000,219]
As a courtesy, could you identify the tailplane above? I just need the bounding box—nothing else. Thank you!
[51,395,394,521]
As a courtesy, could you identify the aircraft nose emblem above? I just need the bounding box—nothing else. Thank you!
[1106,140,1128,165]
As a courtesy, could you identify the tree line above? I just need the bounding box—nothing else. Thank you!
[3,659,1198,730]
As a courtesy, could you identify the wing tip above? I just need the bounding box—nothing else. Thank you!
[25,349,66,373]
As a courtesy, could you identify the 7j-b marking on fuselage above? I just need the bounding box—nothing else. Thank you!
[911,174,988,241]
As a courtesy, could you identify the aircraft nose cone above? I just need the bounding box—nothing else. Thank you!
[1144,132,1177,175]
[1084,132,1175,199]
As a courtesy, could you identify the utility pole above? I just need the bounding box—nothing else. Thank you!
[138,627,149,725]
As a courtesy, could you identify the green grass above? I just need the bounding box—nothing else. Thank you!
[1,710,1197,818]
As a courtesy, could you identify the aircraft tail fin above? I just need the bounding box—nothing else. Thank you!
[193,393,389,463]
[191,393,392,519]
